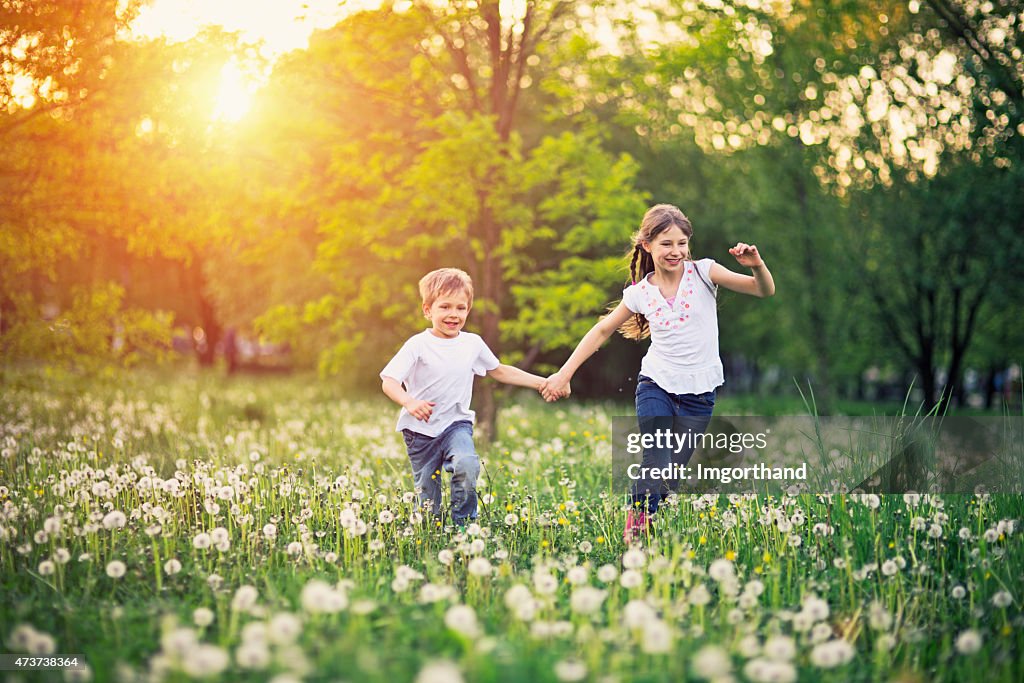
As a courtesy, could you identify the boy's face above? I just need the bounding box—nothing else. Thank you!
[423,291,471,339]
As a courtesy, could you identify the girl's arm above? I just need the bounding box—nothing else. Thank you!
[546,302,635,397]
[710,243,775,297]
[487,364,545,390]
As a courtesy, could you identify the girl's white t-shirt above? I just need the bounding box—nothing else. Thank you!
[621,258,724,395]
[380,330,500,437]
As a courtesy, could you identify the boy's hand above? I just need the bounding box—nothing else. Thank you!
[404,399,435,421]
[728,242,764,268]
[541,373,571,402]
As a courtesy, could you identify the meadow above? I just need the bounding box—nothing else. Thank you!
[1,368,1021,682]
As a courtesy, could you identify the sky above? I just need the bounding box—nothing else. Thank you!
[128,0,382,60]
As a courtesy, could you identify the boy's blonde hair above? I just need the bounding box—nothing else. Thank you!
[419,268,474,308]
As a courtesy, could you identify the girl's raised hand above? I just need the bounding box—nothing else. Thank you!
[728,242,764,268]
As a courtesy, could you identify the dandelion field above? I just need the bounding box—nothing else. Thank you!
[1,369,1022,683]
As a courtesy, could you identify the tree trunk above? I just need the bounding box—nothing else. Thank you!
[476,198,502,442]
[790,141,834,412]
[984,364,999,410]
[187,260,220,367]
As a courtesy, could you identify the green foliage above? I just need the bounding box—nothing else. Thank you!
[1,283,173,374]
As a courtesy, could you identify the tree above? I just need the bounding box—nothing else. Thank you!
[249,3,647,436]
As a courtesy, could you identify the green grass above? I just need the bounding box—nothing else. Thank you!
[0,368,1021,682]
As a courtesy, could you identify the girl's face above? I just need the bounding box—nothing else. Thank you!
[642,225,690,274]
[423,291,471,339]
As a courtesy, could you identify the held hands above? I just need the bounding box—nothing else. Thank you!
[539,372,571,403]
[729,242,764,268]
[404,398,435,422]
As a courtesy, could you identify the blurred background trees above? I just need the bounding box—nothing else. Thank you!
[2,0,1021,417]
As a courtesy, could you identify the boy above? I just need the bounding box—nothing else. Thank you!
[381,268,549,525]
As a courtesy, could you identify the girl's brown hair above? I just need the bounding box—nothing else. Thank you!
[618,204,694,340]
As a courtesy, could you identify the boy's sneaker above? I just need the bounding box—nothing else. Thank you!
[623,509,651,543]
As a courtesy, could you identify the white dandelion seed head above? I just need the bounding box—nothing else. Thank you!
[802,595,830,622]
[102,510,126,530]
[566,565,589,585]
[709,558,735,582]
[553,658,587,682]
[764,635,796,661]
[444,604,480,638]
[688,583,712,607]
[533,571,559,595]
[181,644,229,678]
[691,644,732,679]
[622,600,657,630]
[955,629,982,655]
[300,579,347,614]
[640,619,673,654]
[570,586,607,615]
[414,660,464,683]
[743,657,796,683]
[597,564,619,583]
[467,557,492,577]
[231,585,259,612]
[809,639,855,668]
[622,548,646,570]
[268,612,302,645]
[192,607,214,627]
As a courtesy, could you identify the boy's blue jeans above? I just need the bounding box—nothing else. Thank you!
[631,375,715,514]
[402,420,480,524]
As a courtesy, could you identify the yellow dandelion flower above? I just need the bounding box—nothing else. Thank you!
[699,536,707,545]
[762,552,772,563]
[725,550,736,561]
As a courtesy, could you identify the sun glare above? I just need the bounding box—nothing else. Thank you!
[128,0,382,124]
[212,61,254,123]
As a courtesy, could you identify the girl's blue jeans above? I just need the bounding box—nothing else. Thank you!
[631,375,715,514]
[402,420,480,524]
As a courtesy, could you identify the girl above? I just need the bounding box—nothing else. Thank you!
[542,204,775,542]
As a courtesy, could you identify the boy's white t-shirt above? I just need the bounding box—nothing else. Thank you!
[621,258,724,394]
[381,330,500,437]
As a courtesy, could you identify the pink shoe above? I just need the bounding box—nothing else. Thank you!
[623,509,651,543]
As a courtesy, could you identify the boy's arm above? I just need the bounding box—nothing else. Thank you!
[381,376,435,422]
[487,364,545,391]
